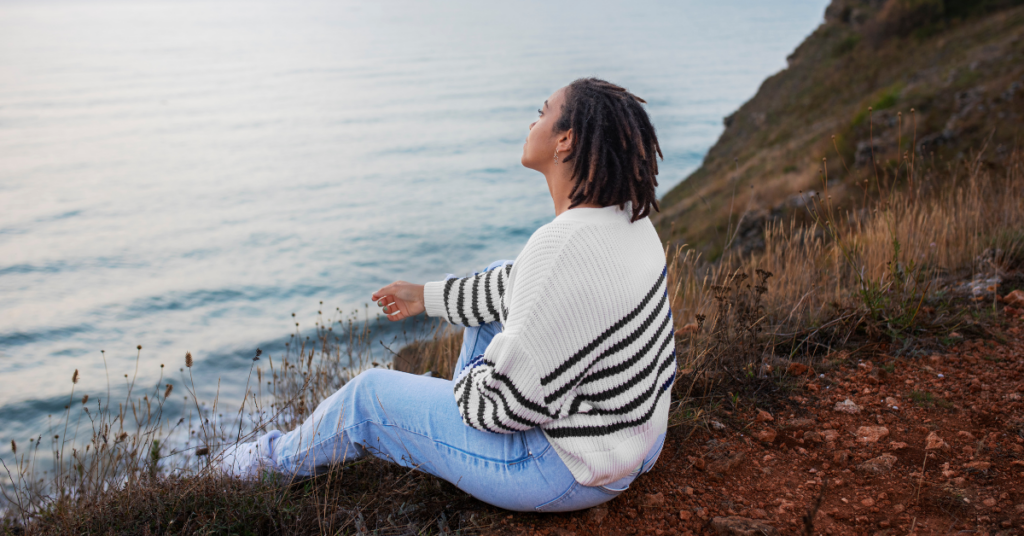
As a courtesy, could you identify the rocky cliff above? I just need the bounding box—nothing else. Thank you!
[654,0,1024,259]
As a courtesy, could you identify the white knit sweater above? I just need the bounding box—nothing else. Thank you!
[423,202,676,487]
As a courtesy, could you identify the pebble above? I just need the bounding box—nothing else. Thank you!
[855,426,890,443]
[856,454,897,475]
[925,431,949,450]
[644,493,666,507]
[834,399,861,414]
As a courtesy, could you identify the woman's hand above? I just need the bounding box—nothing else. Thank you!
[371,281,425,321]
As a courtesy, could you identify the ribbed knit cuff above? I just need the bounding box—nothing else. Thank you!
[423,280,448,319]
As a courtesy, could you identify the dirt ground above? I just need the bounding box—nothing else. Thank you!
[485,315,1024,535]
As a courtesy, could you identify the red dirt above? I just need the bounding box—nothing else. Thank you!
[488,320,1024,535]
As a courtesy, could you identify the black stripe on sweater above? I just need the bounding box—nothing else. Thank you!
[471,275,485,325]
[474,357,555,419]
[455,370,473,424]
[455,277,471,326]
[540,267,666,387]
[574,342,677,418]
[578,310,672,388]
[542,387,670,439]
[479,386,521,432]
[442,278,457,324]
[481,383,541,430]
[543,290,668,404]
[483,269,500,321]
[571,326,675,413]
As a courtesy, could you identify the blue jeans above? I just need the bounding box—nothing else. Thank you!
[269,259,666,512]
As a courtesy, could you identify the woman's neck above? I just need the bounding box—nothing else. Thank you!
[545,167,602,217]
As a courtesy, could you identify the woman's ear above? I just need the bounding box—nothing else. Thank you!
[556,129,574,156]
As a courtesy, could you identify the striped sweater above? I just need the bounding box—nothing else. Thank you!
[422,202,676,487]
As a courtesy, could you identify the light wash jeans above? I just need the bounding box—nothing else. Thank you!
[268,259,666,512]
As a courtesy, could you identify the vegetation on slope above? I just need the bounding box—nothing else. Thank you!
[654,0,1024,260]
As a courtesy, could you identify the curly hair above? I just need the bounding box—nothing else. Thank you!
[554,78,663,223]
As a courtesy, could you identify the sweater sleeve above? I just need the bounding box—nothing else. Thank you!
[449,230,572,434]
[423,262,513,327]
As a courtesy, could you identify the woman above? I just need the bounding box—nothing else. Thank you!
[220,77,677,513]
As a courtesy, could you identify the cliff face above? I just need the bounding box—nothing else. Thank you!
[654,0,1024,259]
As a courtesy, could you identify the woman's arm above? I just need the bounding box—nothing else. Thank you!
[370,262,513,326]
[422,263,513,327]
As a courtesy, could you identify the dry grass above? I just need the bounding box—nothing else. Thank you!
[2,149,1022,535]
[663,149,1023,434]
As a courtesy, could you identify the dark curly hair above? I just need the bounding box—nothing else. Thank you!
[554,78,663,223]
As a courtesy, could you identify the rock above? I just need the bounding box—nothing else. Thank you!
[925,432,949,450]
[834,450,850,464]
[710,516,778,536]
[756,409,774,422]
[861,498,875,507]
[587,507,608,524]
[855,426,890,443]
[885,397,899,408]
[983,498,997,507]
[889,441,908,450]
[679,510,693,521]
[787,362,810,376]
[711,420,726,431]
[965,461,992,471]
[804,431,822,443]
[644,492,666,507]
[957,431,975,441]
[1002,289,1024,307]
[834,399,861,414]
[708,452,746,475]
[856,453,897,475]
[756,429,777,443]
[748,508,768,520]
[822,430,839,442]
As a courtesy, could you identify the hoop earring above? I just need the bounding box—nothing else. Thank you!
[553,149,559,164]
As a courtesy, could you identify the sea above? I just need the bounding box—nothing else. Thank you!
[0,0,829,458]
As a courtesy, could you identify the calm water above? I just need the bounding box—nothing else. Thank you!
[0,0,828,451]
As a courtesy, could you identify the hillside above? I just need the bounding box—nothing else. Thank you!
[654,0,1024,259]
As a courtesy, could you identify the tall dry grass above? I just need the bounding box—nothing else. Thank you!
[667,148,1023,388]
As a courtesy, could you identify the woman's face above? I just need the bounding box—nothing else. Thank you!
[521,86,568,171]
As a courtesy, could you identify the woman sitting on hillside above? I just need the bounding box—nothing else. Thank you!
[220,77,677,512]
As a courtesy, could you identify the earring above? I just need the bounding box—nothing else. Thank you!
[553,149,559,164]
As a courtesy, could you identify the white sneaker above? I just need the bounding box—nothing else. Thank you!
[218,430,282,479]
